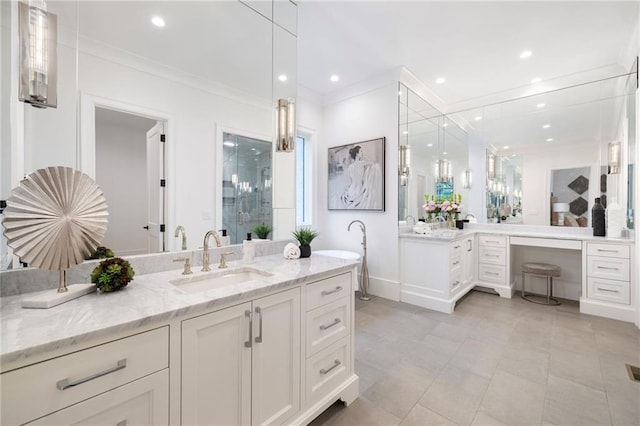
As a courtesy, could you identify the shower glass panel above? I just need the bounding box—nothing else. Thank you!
[222,133,272,244]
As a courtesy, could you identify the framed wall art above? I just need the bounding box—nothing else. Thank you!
[328,137,385,211]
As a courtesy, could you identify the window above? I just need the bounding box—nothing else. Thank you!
[296,134,312,225]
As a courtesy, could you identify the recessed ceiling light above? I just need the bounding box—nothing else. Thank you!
[251,148,256,151]
[503,146,509,150]
[474,116,483,121]
[278,74,287,82]
[151,16,165,27]
[531,77,542,84]
[443,151,448,155]
[255,151,261,155]
[543,124,551,129]
[427,143,433,147]
[546,138,553,142]
[398,91,402,96]
[536,103,546,108]
[436,77,446,84]
[330,74,340,82]
[520,50,532,59]
[511,154,516,157]
[443,123,449,127]
[402,130,409,135]
[223,141,235,147]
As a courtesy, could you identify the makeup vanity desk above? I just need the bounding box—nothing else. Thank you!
[399,224,636,323]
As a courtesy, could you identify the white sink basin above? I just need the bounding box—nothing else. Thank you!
[170,267,272,293]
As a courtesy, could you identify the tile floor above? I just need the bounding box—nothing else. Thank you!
[310,290,640,426]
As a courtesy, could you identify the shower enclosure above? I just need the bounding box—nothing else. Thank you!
[222,132,272,244]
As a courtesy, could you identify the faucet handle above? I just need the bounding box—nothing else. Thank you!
[219,251,234,269]
[174,257,192,275]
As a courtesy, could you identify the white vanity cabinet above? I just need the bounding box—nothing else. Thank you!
[181,287,301,426]
[476,234,512,297]
[400,236,477,313]
[1,327,169,426]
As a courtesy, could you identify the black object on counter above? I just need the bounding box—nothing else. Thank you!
[592,197,605,236]
[455,219,469,230]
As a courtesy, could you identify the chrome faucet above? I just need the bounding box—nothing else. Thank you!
[404,215,416,226]
[348,220,367,248]
[202,230,222,272]
[175,225,187,250]
[347,220,370,301]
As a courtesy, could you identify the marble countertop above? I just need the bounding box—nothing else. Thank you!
[0,254,357,368]
[399,224,635,243]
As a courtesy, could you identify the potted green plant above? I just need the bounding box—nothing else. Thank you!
[292,227,319,258]
[86,246,114,260]
[252,223,272,240]
[91,257,135,293]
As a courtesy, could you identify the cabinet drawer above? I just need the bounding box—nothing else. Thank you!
[306,273,351,311]
[450,255,463,272]
[450,240,464,254]
[587,277,630,305]
[478,246,506,266]
[587,256,630,281]
[450,271,463,294]
[1,326,169,426]
[478,264,506,284]
[306,336,350,407]
[587,243,630,258]
[306,298,350,356]
[479,234,506,248]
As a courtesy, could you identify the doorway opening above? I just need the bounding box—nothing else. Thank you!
[95,107,167,255]
[222,132,272,244]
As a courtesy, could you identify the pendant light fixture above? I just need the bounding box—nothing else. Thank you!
[277,98,296,152]
[487,151,496,182]
[608,141,621,174]
[436,117,452,183]
[399,144,410,186]
[18,0,57,108]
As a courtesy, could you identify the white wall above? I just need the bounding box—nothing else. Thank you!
[313,83,401,300]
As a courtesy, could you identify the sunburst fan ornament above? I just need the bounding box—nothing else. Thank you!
[2,167,108,307]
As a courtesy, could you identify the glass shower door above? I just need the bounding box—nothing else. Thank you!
[222,133,272,244]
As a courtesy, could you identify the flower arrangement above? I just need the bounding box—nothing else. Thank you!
[91,257,135,293]
[423,194,463,221]
[86,246,114,260]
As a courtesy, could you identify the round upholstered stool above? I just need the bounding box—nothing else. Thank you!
[521,262,561,305]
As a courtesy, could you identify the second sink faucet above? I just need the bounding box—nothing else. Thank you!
[175,225,187,250]
[202,230,222,272]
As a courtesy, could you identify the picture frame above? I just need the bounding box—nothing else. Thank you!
[328,137,385,211]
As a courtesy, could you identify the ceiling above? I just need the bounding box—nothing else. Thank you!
[297,1,639,110]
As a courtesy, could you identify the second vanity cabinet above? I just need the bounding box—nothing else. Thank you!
[181,287,301,426]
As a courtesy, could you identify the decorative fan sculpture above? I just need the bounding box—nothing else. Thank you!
[2,166,108,308]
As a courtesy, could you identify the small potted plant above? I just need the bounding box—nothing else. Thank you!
[86,246,114,260]
[252,223,272,240]
[91,257,135,293]
[292,227,319,258]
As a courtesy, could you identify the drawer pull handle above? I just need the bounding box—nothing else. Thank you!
[453,261,460,266]
[320,359,341,375]
[245,310,253,348]
[452,281,460,286]
[254,306,263,343]
[597,249,618,253]
[321,286,343,296]
[454,245,461,249]
[117,421,127,426]
[320,318,341,331]
[597,266,619,271]
[597,287,619,294]
[486,272,499,276]
[486,240,499,244]
[486,254,500,258]
[56,359,127,391]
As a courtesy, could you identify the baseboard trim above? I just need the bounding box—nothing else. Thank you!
[579,298,636,323]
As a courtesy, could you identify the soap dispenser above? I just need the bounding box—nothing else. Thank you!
[219,229,230,246]
[243,232,255,264]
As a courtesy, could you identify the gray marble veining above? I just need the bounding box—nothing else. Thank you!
[1,250,355,368]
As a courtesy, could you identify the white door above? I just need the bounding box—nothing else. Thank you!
[182,302,252,426]
[146,122,165,253]
[251,288,301,426]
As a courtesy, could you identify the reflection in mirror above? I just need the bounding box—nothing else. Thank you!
[550,166,591,227]
[486,154,523,223]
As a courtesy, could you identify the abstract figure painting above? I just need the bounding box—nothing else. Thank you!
[328,137,385,211]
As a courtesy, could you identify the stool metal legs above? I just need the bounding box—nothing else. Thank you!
[521,271,561,305]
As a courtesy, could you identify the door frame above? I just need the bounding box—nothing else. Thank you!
[216,126,272,233]
[79,92,176,251]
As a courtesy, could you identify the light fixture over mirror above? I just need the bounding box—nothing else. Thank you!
[462,169,472,189]
[399,144,410,186]
[277,98,296,152]
[608,140,621,174]
[487,152,496,181]
[18,0,57,108]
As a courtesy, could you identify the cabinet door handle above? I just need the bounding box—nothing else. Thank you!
[597,266,619,271]
[56,359,127,391]
[254,306,263,343]
[244,310,253,348]
[320,318,341,331]
[597,249,618,253]
[597,287,620,293]
[321,286,343,296]
[320,359,341,375]
[467,240,472,252]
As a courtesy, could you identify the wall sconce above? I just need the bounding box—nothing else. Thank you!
[399,145,410,186]
[462,169,472,189]
[608,141,621,174]
[277,98,295,152]
[436,159,452,183]
[487,153,496,181]
[18,0,58,108]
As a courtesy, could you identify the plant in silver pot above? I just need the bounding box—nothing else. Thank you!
[292,227,319,258]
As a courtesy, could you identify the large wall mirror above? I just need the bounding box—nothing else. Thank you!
[1,1,297,265]
[447,71,637,227]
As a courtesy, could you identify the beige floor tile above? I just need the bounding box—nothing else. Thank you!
[548,348,604,391]
[355,359,385,395]
[471,410,509,426]
[496,345,549,384]
[387,362,438,390]
[400,404,459,426]
[321,398,402,426]
[550,325,598,356]
[419,364,490,426]
[430,321,472,342]
[479,370,545,425]
[449,338,505,379]
[543,374,612,426]
[595,332,640,360]
[421,333,463,357]
[401,340,451,373]
[363,375,426,419]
